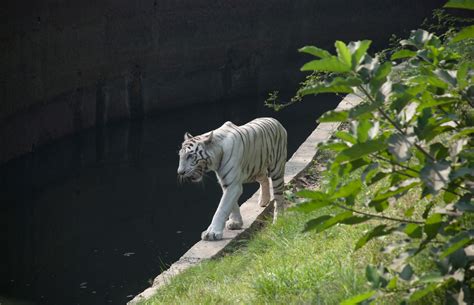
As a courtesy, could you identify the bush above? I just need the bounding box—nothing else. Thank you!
[271,1,474,304]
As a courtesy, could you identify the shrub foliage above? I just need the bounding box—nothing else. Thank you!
[278,1,474,304]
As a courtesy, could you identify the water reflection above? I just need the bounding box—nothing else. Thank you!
[0,95,338,305]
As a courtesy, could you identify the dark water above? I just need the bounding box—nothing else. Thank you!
[0,95,339,305]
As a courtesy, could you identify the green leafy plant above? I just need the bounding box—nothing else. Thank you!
[278,1,474,304]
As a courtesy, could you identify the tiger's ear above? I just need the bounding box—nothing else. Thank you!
[184,132,193,140]
[203,131,213,145]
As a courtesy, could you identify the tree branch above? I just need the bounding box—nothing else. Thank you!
[372,155,463,197]
[462,92,474,108]
[357,85,435,162]
[373,155,420,174]
[332,202,424,224]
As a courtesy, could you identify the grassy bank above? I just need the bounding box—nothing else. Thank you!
[140,151,441,305]
[142,210,377,304]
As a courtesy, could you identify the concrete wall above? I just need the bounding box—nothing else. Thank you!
[0,0,445,163]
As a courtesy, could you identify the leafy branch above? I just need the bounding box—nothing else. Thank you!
[282,2,474,303]
[332,202,424,224]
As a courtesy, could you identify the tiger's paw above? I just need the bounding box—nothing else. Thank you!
[258,197,270,207]
[226,219,243,230]
[201,228,223,241]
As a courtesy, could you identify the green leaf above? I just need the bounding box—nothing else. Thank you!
[451,127,474,140]
[327,172,340,193]
[444,0,474,10]
[335,41,352,67]
[441,236,472,258]
[399,264,414,281]
[404,207,415,217]
[404,224,423,238]
[391,84,426,111]
[355,225,393,250]
[298,46,332,58]
[366,265,380,288]
[368,199,388,212]
[367,172,388,186]
[409,74,449,89]
[390,170,417,185]
[371,179,420,203]
[430,143,449,160]
[348,40,372,69]
[424,213,443,240]
[443,191,458,204]
[340,290,376,305]
[400,29,433,49]
[301,57,351,73]
[390,49,417,60]
[416,109,454,142]
[357,119,372,143]
[303,215,332,232]
[386,277,398,290]
[340,216,371,225]
[290,200,331,213]
[349,99,382,119]
[362,163,379,184]
[335,131,357,144]
[450,166,473,180]
[418,96,459,108]
[433,69,457,87]
[299,77,361,96]
[373,62,392,81]
[305,211,353,233]
[335,137,387,163]
[452,25,474,43]
[319,110,349,122]
[331,180,362,200]
[319,141,349,152]
[459,148,474,161]
[455,195,474,212]
[419,273,444,283]
[409,283,439,302]
[347,158,370,172]
[422,202,435,219]
[457,62,474,89]
[370,62,392,94]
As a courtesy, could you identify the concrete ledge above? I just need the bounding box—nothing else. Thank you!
[128,94,362,305]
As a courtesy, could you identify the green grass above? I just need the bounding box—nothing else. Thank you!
[142,207,379,305]
[141,154,447,305]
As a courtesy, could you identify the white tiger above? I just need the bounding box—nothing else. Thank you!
[177,117,287,241]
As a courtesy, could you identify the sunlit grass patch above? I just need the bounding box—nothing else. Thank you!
[142,152,447,305]
[143,202,385,305]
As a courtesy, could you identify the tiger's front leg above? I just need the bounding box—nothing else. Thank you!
[226,202,243,230]
[202,184,243,241]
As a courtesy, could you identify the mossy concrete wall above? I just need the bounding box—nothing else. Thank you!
[0,0,444,163]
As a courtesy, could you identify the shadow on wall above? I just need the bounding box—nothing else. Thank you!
[0,0,445,163]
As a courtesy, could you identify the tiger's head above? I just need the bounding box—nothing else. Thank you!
[177,131,213,183]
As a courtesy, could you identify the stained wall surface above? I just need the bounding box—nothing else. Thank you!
[0,0,445,163]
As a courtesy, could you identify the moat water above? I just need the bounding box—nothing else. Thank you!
[0,95,339,305]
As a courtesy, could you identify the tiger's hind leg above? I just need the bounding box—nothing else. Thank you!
[226,202,243,230]
[270,164,286,223]
[256,175,271,207]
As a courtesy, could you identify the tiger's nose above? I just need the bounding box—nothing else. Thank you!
[177,168,185,175]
